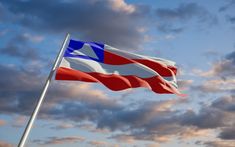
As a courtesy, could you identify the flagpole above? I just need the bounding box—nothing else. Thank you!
[18,33,70,147]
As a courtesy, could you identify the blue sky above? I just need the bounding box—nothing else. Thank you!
[0,0,235,147]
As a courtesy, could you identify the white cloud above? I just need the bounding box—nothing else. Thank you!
[108,0,135,14]
[23,33,44,43]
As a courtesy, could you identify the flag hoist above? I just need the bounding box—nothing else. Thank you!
[18,34,70,147]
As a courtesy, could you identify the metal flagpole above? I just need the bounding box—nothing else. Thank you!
[18,33,70,147]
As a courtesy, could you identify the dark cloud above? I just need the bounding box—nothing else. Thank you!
[46,99,120,123]
[0,62,119,118]
[0,64,42,115]
[96,99,184,131]
[0,2,11,22]
[0,45,40,61]
[211,50,235,78]
[180,108,228,129]
[156,3,202,21]
[0,59,234,143]
[33,136,85,145]
[0,3,4,20]
[227,16,235,23]
[212,96,235,112]
[219,127,235,140]
[212,96,235,140]
[1,0,150,50]
[155,3,217,33]
[198,51,235,80]
[0,62,234,143]
[202,140,235,147]
[219,0,235,12]
[0,34,42,61]
[96,96,234,142]
[191,50,235,94]
[226,50,235,63]
[0,47,234,144]
[156,24,184,33]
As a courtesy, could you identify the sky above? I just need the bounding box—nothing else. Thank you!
[0,0,235,147]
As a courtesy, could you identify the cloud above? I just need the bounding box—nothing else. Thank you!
[177,79,193,91]
[0,141,13,147]
[0,64,43,115]
[0,65,192,144]
[219,0,235,12]
[33,136,85,145]
[180,108,227,129]
[96,99,186,131]
[0,59,234,144]
[202,140,235,147]
[191,51,235,94]
[77,123,110,134]
[0,49,234,145]
[192,79,235,93]
[109,134,135,144]
[0,61,119,118]
[178,128,213,140]
[2,66,232,144]
[1,0,149,49]
[0,2,12,22]
[108,0,135,14]
[227,16,235,24]
[226,50,235,63]
[146,143,160,147]
[156,3,201,21]
[156,24,183,33]
[11,116,27,128]
[88,140,108,146]
[51,122,75,130]
[208,50,235,78]
[180,96,235,130]
[188,95,235,142]
[0,120,6,126]
[155,3,217,33]
[212,95,235,112]
[219,127,235,140]
[0,34,42,62]
[97,96,234,143]
[0,0,234,146]
[21,33,44,43]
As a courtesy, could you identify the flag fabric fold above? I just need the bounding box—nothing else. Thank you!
[55,39,183,96]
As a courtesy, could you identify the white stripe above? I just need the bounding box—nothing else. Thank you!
[105,45,176,67]
[60,57,160,78]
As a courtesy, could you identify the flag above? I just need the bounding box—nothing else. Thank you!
[55,39,183,96]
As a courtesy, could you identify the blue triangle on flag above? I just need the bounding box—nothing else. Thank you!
[64,39,104,63]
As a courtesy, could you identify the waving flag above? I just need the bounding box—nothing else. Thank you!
[55,39,183,96]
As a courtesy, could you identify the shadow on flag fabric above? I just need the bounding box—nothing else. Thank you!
[55,39,185,96]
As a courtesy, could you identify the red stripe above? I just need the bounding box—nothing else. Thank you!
[55,67,182,95]
[103,50,177,76]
